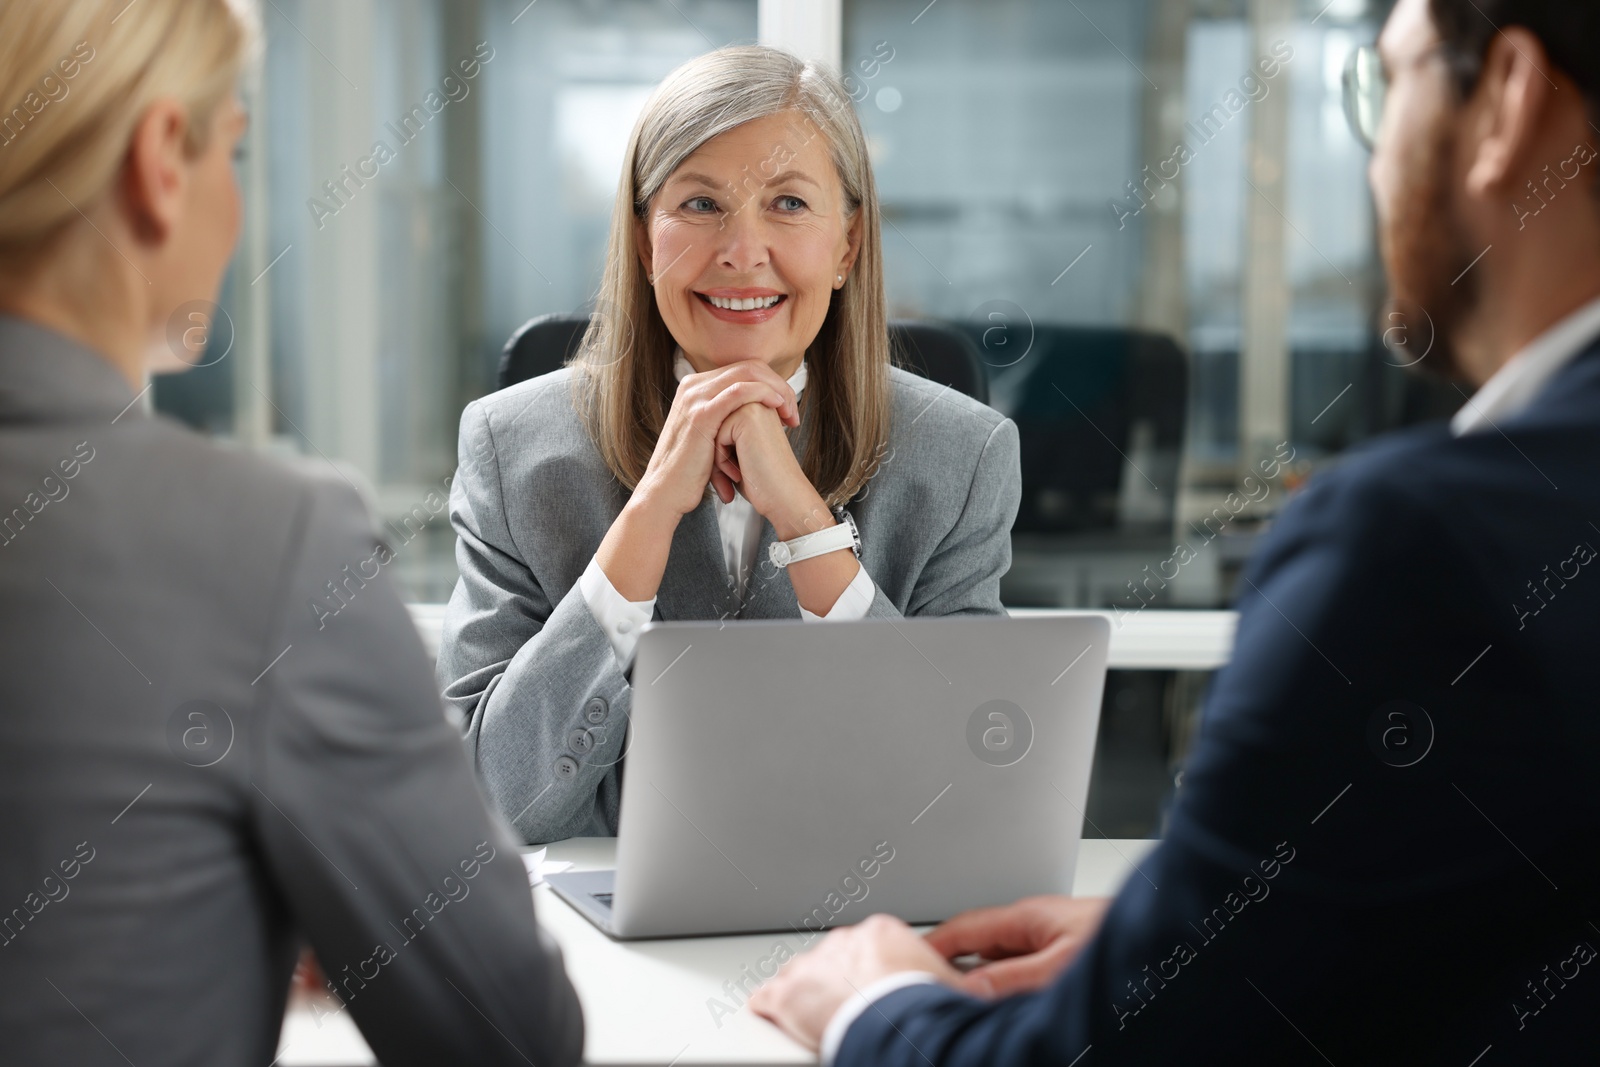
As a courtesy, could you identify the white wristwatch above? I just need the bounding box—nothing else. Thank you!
[768,507,861,568]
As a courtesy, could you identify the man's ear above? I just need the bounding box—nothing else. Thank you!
[1463,27,1556,199]
[121,98,191,245]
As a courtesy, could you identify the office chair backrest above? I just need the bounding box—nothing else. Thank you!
[887,319,988,405]
[498,313,589,392]
[497,313,989,406]
[954,323,1187,537]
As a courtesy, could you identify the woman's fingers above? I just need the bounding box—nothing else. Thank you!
[689,360,799,425]
[708,357,796,399]
[715,444,741,485]
[710,466,737,504]
[650,362,800,513]
[715,403,769,449]
[697,381,790,438]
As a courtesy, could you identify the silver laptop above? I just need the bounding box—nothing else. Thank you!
[546,614,1110,939]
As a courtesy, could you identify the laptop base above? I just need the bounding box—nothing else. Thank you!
[546,869,618,936]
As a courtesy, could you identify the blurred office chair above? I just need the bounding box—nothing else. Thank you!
[497,313,988,405]
[498,313,589,391]
[955,323,1187,538]
[887,319,988,405]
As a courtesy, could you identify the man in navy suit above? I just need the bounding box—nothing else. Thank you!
[753,0,1600,1062]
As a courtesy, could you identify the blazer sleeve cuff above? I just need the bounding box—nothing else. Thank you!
[800,560,877,622]
[578,555,656,671]
[820,972,941,1067]
[829,980,979,1067]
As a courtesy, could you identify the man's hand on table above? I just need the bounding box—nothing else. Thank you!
[750,896,1112,1051]
[749,914,959,1050]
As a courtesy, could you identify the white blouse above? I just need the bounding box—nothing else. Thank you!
[579,353,875,670]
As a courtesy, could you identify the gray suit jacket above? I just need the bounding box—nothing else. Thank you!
[0,317,581,1067]
[438,365,1022,845]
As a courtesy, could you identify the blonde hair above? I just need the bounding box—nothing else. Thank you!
[0,0,260,258]
[574,45,891,508]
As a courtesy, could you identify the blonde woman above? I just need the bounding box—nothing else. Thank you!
[439,46,1022,845]
[0,2,580,1062]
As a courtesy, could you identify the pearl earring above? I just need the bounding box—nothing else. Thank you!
[836,274,844,284]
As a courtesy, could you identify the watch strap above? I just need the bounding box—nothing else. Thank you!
[769,513,858,568]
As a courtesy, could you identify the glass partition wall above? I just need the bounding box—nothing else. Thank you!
[157,0,1428,835]
[166,0,1409,606]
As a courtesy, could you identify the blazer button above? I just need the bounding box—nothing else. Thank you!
[554,755,579,780]
[569,728,595,755]
[584,697,608,725]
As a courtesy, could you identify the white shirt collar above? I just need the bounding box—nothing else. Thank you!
[1451,294,1600,436]
[671,349,808,398]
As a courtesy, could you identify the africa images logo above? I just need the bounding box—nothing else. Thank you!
[966,700,1033,768]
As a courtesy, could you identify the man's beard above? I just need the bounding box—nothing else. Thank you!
[1378,120,1478,382]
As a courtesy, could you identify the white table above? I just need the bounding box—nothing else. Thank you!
[1006,608,1235,671]
[278,837,1157,1066]
[407,603,1236,672]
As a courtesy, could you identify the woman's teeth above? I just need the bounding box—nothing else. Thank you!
[705,294,782,311]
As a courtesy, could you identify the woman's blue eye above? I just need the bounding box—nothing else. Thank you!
[684,196,719,213]
[775,195,807,212]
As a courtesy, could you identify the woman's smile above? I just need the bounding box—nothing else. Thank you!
[695,287,789,324]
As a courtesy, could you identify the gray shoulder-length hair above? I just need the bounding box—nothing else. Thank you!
[572,45,891,509]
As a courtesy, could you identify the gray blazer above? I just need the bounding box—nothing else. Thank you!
[0,317,581,1067]
[438,365,1022,845]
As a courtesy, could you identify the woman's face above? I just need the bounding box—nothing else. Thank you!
[639,110,863,378]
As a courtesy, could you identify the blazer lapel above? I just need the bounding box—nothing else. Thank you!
[736,521,800,619]
[653,494,738,623]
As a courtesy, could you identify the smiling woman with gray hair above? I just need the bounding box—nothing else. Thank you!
[438,45,1022,846]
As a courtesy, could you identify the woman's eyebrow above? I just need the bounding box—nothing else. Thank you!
[764,169,819,189]
[664,168,821,192]
[665,171,725,190]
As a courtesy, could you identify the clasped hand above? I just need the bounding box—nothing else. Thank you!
[640,359,828,538]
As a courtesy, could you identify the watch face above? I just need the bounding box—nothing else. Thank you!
[770,541,792,566]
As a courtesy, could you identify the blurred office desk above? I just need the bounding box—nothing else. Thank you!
[407,603,1237,672]
[1006,608,1234,671]
[276,837,1159,1067]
